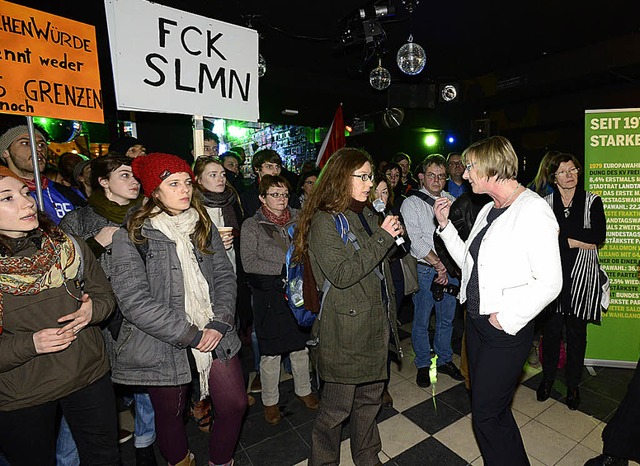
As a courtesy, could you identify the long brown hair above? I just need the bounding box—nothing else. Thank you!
[126,188,213,253]
[292,147,372,262]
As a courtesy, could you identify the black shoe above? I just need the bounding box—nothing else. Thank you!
[566,387,580,410]
[437,361,465,381]
[135,445,158,466]
[584,453,629,465]
[536,380,553,402]
[416,367,431,388]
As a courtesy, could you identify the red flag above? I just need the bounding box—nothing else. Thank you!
[315,104,346,169]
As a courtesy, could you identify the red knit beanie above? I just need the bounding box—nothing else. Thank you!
[132,152,194,197]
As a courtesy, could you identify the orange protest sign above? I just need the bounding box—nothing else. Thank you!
[0,1,104,123]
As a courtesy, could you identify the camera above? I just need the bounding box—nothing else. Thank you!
[430,282,460,302]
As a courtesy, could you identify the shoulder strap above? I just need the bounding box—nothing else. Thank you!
[67,234,85,291]
[333,213,360,250]
[411,190,435,207]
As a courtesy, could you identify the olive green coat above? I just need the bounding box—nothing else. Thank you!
[308,208,400,384]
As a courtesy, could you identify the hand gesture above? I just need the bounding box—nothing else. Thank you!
[57,293,93,336]
[381,215,401,237]
[433,197,452,229]
[94,226,120,247]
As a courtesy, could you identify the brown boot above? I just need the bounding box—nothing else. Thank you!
[189,398,212,433]
[297,393,320,410]
[171,451,195,466]
[264,404,281,425]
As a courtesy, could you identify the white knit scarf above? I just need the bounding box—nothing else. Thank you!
[150,208,213,399]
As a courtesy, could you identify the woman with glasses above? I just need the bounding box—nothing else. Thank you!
[536,153,606,410]
[110,153,246,466]
[240,174,319,426]
[292,148,402,465]
[0,167,119,465]
[433,136,562,465]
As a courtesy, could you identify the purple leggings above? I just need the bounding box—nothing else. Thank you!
[147,355,247,464]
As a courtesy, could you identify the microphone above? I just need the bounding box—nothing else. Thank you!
[372,198,405,246]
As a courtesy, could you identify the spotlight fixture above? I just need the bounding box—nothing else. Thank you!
[258,54,266,78]
[439,83,460,102]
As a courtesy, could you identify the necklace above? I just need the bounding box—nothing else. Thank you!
[563,198,573,218]
[499,183,521,208]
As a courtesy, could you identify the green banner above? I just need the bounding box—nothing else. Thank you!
[584,108,640,366]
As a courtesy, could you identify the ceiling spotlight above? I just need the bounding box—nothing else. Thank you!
[441,85,457,101]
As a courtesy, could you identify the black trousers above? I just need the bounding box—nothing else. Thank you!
[0,373,119,466]
[467,316,532,466]
[602,355,640,462]
[540,312,587,388]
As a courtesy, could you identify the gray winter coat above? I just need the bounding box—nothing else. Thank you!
[109,221,239,386]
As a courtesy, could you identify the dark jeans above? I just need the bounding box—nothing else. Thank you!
[147,355,247,464]
[467,316,532,466]
[540,312,588,388]
[0,373,119,466]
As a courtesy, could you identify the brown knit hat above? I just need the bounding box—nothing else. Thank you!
[132,152,194,197]
[0,125,47,155]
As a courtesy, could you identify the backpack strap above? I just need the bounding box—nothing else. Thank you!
[411,190,436,207]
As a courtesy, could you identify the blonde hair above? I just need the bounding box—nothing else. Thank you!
[462,136,518,181]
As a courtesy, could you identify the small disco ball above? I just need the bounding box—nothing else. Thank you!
[397,42,426,75]
[258,54,267,77]
[369,65,391,90]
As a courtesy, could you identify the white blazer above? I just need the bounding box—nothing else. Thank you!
[437,189,562,335]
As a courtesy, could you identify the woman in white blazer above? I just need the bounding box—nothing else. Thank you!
[434,136,562,466]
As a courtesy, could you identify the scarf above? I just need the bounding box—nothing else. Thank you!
[149,208,214,399]
[0,229,80,334]
[349,198,367,214]
[88,190,142,225]
[260,205,291,226]
[22,176,49,191]
[201,189,240,231]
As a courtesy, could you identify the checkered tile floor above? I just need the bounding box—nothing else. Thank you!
[118,322,637,466]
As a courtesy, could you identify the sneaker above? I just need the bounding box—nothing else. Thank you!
[264,404,281,425]
[118,428,133,444]
[250,374,262,393]
[416,367,431,388]
[297,393,320,410]
[584,454,629,466]
[437,361,465,381]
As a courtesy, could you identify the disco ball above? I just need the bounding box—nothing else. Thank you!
[258,54,267,78]
[397,41,426,75]
[369,65,391,90]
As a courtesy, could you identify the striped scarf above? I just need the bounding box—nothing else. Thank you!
[0,229,80,334]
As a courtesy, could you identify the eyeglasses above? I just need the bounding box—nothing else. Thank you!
[425,173,447,181]
[555,167,580,178]
[352,173,374,182]
[465,162,476,172]
[266,192,289,199]
[262,163,281,170]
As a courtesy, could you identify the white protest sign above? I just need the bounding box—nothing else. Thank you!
[104,0,259,121]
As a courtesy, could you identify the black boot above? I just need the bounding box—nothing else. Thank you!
[135,445,158,466]
[566,387,580,410]
[536,380,553,402]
